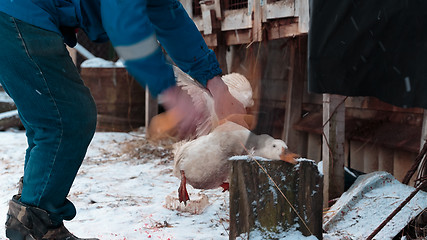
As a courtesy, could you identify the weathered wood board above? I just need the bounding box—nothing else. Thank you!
[229,157,323,239]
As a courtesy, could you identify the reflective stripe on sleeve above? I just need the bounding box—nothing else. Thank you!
[114,34,159,61]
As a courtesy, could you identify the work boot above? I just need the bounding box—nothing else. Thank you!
[5,195,99,240]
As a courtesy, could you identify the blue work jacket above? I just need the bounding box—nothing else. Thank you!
[0,0,221,96]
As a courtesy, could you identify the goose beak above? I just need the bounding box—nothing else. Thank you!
[279,147,299,164]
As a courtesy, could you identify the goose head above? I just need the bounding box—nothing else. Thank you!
[251,135,299,164]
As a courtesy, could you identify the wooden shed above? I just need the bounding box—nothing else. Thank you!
[177,0,426,206]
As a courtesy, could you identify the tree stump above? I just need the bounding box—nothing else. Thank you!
[229,157,323,239]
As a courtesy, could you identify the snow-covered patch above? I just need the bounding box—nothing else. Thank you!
[323,171,427,239]
[229,155,313,164]
[0,130,230,239]
[0,110,18,120]
[237,224,318,240]
[0,91,14,103]
[81,57,124,68]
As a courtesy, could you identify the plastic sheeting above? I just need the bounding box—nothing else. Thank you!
[308,0,427,109]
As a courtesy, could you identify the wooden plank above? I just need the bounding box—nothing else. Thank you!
[322,94,346,207]
[378,147,394,174]
[265,0,295,20]
[307,133,321,162]
[200,2,215,35]
[350,141,365,173]
[295,0,309,33]
[203,33,218,47]
[363,145,378,173]
[221,9,252,31]
[252,0,263,42]
[224,29,252,45]
[282,38,305,153]
[267,19,300,40]
[394,150,417,184]
[229,158,323,239]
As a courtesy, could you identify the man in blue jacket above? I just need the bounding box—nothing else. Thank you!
[0,0,244,239]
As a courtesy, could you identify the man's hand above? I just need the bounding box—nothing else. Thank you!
[206,76,246,120]
[148,75,247,140]
[154,85,202,139]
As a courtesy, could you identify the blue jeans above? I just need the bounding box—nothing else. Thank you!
[0,11,97,224]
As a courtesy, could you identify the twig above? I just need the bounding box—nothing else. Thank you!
[216,212,229,237]
[322,96,348,128]
[366,179,427,240]
[402,140,427,185]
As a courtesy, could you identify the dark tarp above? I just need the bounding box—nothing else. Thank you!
[308,0,427,109]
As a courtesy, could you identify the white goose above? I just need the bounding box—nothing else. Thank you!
[148,66,255,140]
[173,121,299,203]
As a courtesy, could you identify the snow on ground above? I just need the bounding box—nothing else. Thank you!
[0,129,315,240]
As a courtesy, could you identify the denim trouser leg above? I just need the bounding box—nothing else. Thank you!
[0,12,97,224]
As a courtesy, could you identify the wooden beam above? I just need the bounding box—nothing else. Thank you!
[203,33,218,47]
[224,29,252,45]
[295,0,309,33]
[252,0,263,42]
[265,0,295,20]
[322,94,346,207]
[267,19,300,40]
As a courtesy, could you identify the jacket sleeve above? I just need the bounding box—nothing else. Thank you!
[146,0,222,87]
[100,0,176,97]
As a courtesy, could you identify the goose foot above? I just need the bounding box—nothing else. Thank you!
[178,170,190,205]
[220,182,229,192]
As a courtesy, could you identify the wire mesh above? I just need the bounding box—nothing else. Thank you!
[224,0,248,10]
[192,0,202,16]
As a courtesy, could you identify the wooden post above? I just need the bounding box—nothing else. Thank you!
[295,0,310,33]
[229,158,323,239]
[145,87,158,130]
[252,0,263,42]
[322,94,346,207]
